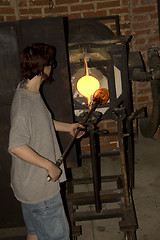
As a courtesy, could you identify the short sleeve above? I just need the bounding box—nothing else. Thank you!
[8,115,30,152]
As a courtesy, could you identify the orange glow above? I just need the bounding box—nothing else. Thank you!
[77,57,100,106]
[93,88,110,105]
[77,75,100,105]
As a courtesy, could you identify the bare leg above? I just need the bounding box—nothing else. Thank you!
[27,234,38,240]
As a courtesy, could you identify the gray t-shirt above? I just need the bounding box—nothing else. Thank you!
[8,84,66,204]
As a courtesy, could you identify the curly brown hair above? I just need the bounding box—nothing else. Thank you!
[20,43,55,79]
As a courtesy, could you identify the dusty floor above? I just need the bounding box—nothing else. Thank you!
[71,132,160,240]
[133,133,160,240]
[0,132,160,240]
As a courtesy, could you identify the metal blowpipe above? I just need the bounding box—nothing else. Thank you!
[47,88,109,182]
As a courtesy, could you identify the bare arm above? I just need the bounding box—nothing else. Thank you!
[53,120,85,138]
[10,145,61,182]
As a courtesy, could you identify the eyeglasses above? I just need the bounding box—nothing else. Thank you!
[48,59,56,68]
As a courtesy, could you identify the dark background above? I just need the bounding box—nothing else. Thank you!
[0,17,76,228]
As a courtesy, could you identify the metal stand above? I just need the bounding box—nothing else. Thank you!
[66,109,138,240]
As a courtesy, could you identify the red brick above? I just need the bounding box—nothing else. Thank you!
[0,0,10,6]
[97,1,120,9]
[152,28,160,36]
[32,15,45,19]
[0,15,4,22]
[122,0,129,6]
[124,29,132,36]
[6,15,17,21]
[19,0,27,8]
[137,81,150,88]
[83,10,107,18]
[133,0,141,6]
[56,0,79,4]
[134,38,146,45]
[97,121,105,129]
[19,16,31,20]
[45,6,68,14]
[138,96,149,102]
[120,22,130,29]
[19,8,42,15]
[81,137,89,146]
[140,0,157,4]
[133,29,151,37]
[137,103,147,109]
[133,6,155,14]
[138,88,153,95]
[100,142,118,149]
[148,36,160,44]
[123,14,130,22]
[68,12,81,19]
[133,21,157,30]
[82,0,95,2]
[71,3,94,12]
[110,23,122,32]
[109,7,129,15]
[133,15,149,22]
[0,7,15,14]
[81,146,89,152]
[30,0,48,6]
[150,12,159,20]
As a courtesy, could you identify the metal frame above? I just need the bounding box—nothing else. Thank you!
[69,15,121,36]
[66,111,138,239]
[66,17,138,239]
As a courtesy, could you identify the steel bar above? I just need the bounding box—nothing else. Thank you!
[79,148,120,159]
[55,88,109,168]
[66,189,124,205]
[47,101,99,181]
[88,123,101,212]
[126,119,135,188]
[54,102,99,169]
[73,208,123,221]
[117,120,130,207]
[69,175,122,185]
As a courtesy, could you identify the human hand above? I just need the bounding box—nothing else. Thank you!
[47,162,62,182]
[68,123,85,138]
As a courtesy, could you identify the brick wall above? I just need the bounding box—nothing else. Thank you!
[0,0,160,141]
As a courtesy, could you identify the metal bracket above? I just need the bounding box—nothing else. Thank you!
[128,107,147,122]
[111,107,126,121]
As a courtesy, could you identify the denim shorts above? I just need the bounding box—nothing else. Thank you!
[21,193,70,240]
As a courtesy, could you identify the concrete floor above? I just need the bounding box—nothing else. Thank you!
[71,132,160,240]
[133,133,160,240]
[0,132,160,240]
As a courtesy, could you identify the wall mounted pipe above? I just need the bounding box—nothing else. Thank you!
[130,48,160,138]
[139,48,160,138]
[140,78,160,137]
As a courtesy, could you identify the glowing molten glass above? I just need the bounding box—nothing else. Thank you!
[77,57,100,106]
[77,75,100,105]
[93,88,110,105]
